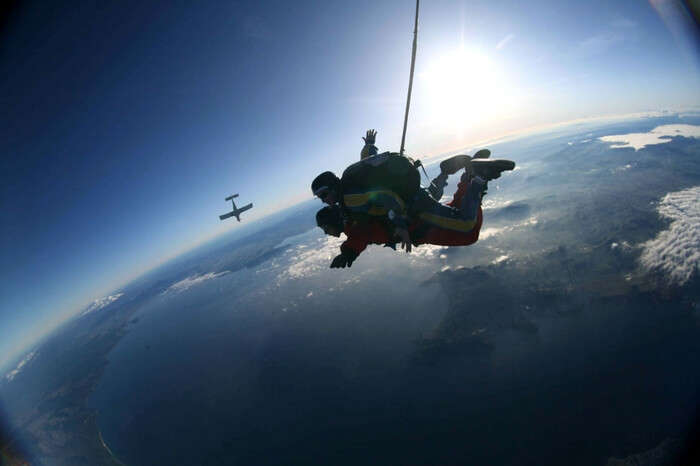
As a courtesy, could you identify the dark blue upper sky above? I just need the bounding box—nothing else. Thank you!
[1,0,698,366]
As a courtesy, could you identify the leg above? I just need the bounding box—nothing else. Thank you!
[428,171,449,200]
[447,171,487,217]
[429,150,490,200]
[418,207,483,246]
[410,189,480,233]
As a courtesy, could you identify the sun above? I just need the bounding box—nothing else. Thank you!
[419,47,516,131]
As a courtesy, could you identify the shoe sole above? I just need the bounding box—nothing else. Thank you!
[439,155,471,175]
[471,159,515,180]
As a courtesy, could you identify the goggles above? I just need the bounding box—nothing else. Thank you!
[314,186,331,200]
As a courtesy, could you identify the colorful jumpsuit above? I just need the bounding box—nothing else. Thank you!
[340,176,482,261]
[342,149,482,235]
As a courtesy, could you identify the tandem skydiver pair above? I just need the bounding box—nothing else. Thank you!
[311,130,515,268]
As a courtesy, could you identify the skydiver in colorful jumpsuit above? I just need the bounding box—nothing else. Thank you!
[316,170,483,267]
[312,129,486,255]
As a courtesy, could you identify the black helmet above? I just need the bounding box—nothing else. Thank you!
[315,205,343,230]
[311,171,340,197]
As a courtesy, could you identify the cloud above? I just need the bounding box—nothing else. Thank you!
[599,124,700,150]
[165,272,229,294]
[4,350,37,382]
[480,216,538,239]
[496,34,515,50]
[81,293,124,316]
[492,255,509,264]
[639,186,700,285]
[482,199,513,210]
[278,236,344,282]
[408,244,445,263]
[611,241,632,251]
[611,163,633,173]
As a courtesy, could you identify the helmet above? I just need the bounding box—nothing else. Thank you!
[315,205,343,230]
[311,171,340,197]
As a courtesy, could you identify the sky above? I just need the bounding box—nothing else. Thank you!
[1,0,699,367]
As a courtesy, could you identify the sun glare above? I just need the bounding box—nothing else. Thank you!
[419,47,519,132]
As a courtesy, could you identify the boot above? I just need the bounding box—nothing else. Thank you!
[471,159,515,181]
[439,154,471,176]
[473,149,491,159]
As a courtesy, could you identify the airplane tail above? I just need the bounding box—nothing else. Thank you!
[225,194,239,201]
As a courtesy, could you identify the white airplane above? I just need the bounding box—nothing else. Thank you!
[219,194,253,222]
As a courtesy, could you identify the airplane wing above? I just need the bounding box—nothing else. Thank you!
[219,211,235,220]
[237,203,253,214]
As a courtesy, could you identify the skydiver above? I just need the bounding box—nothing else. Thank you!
[316,169,483,268]
[311,129,492,251]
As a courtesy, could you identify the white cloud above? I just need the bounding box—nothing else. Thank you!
[81,293,124,316]
[599,124,700,150]
[611,241,633,251]
[482,199,513,210]
[4,350,37,382]
[639,186,700,285]
[165,272,228,294]
[492,255,509,264]
[480,217,538,239]
[611,164,633,173]
[496,34,515,50]
[409,244,443,259]
[278,236,343,282]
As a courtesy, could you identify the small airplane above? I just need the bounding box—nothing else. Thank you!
[219,194,253,222]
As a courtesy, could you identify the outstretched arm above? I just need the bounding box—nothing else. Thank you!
[360,129,378,160]
[331,237,366,268]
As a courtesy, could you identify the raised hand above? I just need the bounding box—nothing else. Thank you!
[362,129,377,145]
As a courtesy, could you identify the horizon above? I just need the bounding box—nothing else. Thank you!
[2,0,699,368]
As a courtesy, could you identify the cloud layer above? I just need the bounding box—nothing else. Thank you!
[639,186,700,285]
[599,124,700,150]
[277,236,343,282]
[165,272,229,294]
[4,350,37,382]
[81,293,124,316]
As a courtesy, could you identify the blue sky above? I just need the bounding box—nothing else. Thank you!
[1,0,699,367]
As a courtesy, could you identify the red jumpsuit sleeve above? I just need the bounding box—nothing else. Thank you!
[340,223,370,257]
[341,236,369,256]
[341,222,393,256]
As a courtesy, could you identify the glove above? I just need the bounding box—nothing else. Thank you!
[362,129,377,145]
[330,253,351,268]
